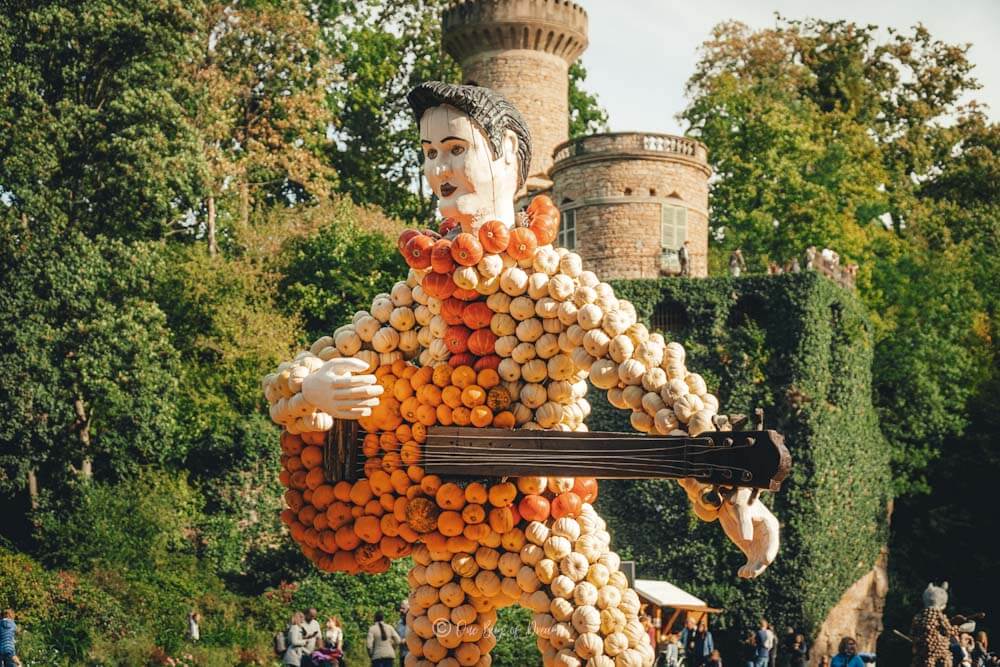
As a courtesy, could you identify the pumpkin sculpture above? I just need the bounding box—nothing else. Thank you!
[262,82,782,667]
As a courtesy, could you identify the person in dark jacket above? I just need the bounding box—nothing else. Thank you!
[694,620,716,666]
[787,633,809,667]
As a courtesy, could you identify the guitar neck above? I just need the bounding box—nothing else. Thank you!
[422,427,790,490]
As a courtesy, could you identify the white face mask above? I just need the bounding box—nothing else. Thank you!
[419,104,518,232]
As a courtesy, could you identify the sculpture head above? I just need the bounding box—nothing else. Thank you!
[407,81,532,231]
[923,581,949,610]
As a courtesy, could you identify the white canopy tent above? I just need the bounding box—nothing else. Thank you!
[633,578,723,633]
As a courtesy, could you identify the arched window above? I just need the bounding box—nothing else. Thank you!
[659,204,688,272]
[652,300,690,335]
[559,200,576,250]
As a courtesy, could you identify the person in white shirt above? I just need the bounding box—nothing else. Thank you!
[366,611,401,667]
[283,612,308,666]
[762,619,777,667]
[324,616,344,651]
[300,608,322,667]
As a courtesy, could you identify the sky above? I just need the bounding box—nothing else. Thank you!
[580,0,1000,136]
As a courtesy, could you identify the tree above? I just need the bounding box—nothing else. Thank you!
[0,225,181,508]
[568,61,610,139]
[0,0,207,240]
[320,0,461,224]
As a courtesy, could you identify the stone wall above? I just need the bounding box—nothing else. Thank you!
[811,547,889,664]
[550,133,711,279]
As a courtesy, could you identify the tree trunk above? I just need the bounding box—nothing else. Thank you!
[239,179,250,229]
[74,397,93,480]
[207,195,218,257]
[27,468,39,510]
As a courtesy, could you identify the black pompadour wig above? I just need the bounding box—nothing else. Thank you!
[407,81,532,189]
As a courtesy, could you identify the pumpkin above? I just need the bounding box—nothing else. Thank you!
[586,563,610,588]
[509,296,536,321]
[468,328,498,356]
[520,542,545,566]
[589,360,619,390]
[431,239,455,274]
[551,516,581,541]
[550,597,574,623]
[398,229,421,254]
[572,478,599,504]
[672,393,704,423]
[527,273,550,300]
[571,605,601,635]
[462,301,493,330]
[543,535,573,561]
[551,492,583,519]
[641,367,667,393]
[486,386,512,411]
[603,632,629,658]
[559,253,582,277]
[404,235,435,269]
[597,585,622,613]
[499,266,529,296]
[557,302,579,328]
[440,298,466,325]
[535,558,559,585]
[512,342,537,364]
[685,372,708,396]
[600,552,623,574]
[444,326,472,354]
[497,358,521,382]
[641,392,665,417]
[422,272,457,300]
[478,253,504,280]
[548,274,575,301]
[617,360,646,386]
[533,247,561,275]
[487,292,512,313]
[521,359,548,384]
[516,565,542,593]
[525,520,551,547]
[453,287,480,301]
[523,590,552,614]
[474,354,502,372]
[475,570,502,597]
[687,409,715,436]
[453,266,479,290]
[549,622,574,650]
[508,227,538,260]
[535,297,560,320]
[570,347,596,373]
[452,233,484,266]
[530,208,559,246]
[577,304,604,330]
[575,632,603,660]
[519,494,551,522]
[516,319,544,343]
[498,552,523,577]
[439,582,465,607]
[478,220,510,253]
[405,497,440,533]
[547,354,575,381]
[438,217,460,236]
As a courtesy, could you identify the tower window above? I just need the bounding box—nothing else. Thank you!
[652,301,690,334]
[558,209,576,250]
[659,204,688,272]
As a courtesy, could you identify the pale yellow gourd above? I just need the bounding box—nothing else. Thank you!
[520,543,545,566]
[528,273,551,300]
[560,253,583,278]
[516,318,544,343]
[453,266,479,290]
[535,401,563,428]
[510,296,535,321]
[548,274,576,301]
[512,341,537,364]
[372,326,400,353]
[477,273,501,295]
[573,581,599,607]
[389,306,415,332]
[517,565,542,593]
[487,291,512,313]
[558,301,580,326]
[500,266,529,296]
[597,586,623,612]
[641,367,667,393]
[672,393,705,423]
[618,359,646,386]
[490,312,516,337]
[589,359,619,389]
[641,392,665,417]
[608,335,634,363]
[560,552,590,582]
[577,304,604,330]
[575,633,604,660]
[426,561,455,587]
[334,328,362,356]
[535,333,561,359]
[477,253,503,279]
[550,597,575,623]
[547,354,575,381]
[685,373,708,396]
[498,552,523,577]
[654,408,679,435]
[495,335,518,358]
[571,605,601,634]
[582,329,610,358]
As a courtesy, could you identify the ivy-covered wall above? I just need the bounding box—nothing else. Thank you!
[591,272,891,649]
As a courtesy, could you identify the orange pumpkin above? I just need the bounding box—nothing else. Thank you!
[492,411,516,429]
[280,431,304,455]
[467,328,497,356]
[438,511,465,537]
[301,431,325,446]
[469,405,493,428]
[527,194,555,215]
[473,354,502,371]
[440,297,466,325]
[451,233,484,266]
[487,507,515,533]
[485,386,512,411]
[444,325,472,354]
[452,287,481,301]
[572,477,599,504]
[550,492,583,519]
[465,482,488,505]
[404,497,440,533]
[487,481,517,508]
[404,234,434,269]
[461,503,486,524]
[431,239,455,274]
[398,229,421,254]
[518,494,550,522]
[439,217,460,236]
[436,482,467,510]
[448,353,476,368]
[507,227,538,260]
[462,301,494,330]
[529,207,559,246]
[421,272,456,300]
[478,220,510,254]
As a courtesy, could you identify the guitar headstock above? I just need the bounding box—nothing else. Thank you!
[682,429,791,491]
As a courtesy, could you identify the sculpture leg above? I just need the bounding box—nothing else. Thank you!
[403,503,656,667]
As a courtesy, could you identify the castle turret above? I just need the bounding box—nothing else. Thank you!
[442,0,588,191]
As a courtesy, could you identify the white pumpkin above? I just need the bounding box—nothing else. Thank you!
[588,655,615,667]
[528,273,551,300]
[599,552,622,573]
[629,411,653,433]
[685,373,708,396]
[687,409,715,436]
[478,253,503,279]
[543,316,565,335]
[475,272,500,295]
[487,291,512,313]
[571,605,601,634]
[535,401,563,429]
[399,329,419,353]
[521,383,547,409]
[521,359,548,384]
[549,274,576,302]
[654,409,679,435]
[606,387,628,410]
[500,266,529,296]
[517,565,542,593]
[589,360,620,389]
[390,306,416,332]
[512,342,538,364]
[573,581,599,607]
[549,622,575,650]
[604,632,629,658]
[426,296,442,315]
[371,296,393,322]
[535,558,560,585]
[498,552,523,577]
[641,392,665,417]
[495,335,519,358]
[547,354,576,381]
[518,477,549,495]
[535,296,561,319]
[533,247,561,275]
[608,335,634,363]
[559,253,583,277]
[582,329,610,358]
[560,552,590,582]
[547,380,574,404]
[544,535,573,561]
[586,563,610,588]
[550,597,575,622]
[619,590,641,617]
[558,301,580,327]
[701,392,719,414]
[491,313,517,337]
[516,318,544,343]
[535,333,561,359]
[634,340,663,369]
[566,324,586,347]
[309,335,334,355]
[550,574,576,599]
[520,543,545,566]
[411,284,429,305]
[623,619,644,646]
[524,590,552,614]
[575,633,604,660]
[509,296,535,321]
[334,329,362,356]
[640,367,667,393]
[577,304,604,330]
[618,359,646,385]
[672,393,705,423]
[391,282,413,306]
[601,311,631,338]
[575,534,605,563]
[597,585,622,611]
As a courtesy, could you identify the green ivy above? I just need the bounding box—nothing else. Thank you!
[592,273,891,652]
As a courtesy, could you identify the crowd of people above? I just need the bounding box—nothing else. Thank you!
[277,601,409,667]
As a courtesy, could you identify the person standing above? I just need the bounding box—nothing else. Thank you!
[754,621,772,667]
[729,248,746,277]
[395,602,409,667]
[788,634,809,667]
[366,611,400,667]
[0,610,18,667]
[678,241,691,277]
[659,631,680,667]
[681,617,699,666]
[829,637,864,667]
[706,649,724,667]
[324,617,344,651]
[763,620,777,667]
[187,609,200,642]
[301,608,322,667]
[283,612,309,667]
[695,620,715,667]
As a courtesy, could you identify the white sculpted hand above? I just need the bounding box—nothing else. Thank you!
[301,357,383,420]
[677,479,780,579]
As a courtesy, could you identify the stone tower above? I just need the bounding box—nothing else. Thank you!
[442,0,588,191]
[441,0,710,278]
